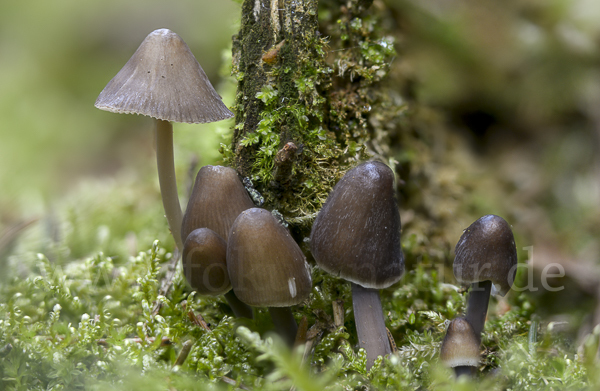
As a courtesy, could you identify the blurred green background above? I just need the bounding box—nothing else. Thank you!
[0,0,240,221]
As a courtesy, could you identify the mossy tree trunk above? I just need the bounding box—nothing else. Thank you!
[229,0,401,238]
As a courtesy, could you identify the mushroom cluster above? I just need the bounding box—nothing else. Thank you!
[441,214,518,377]
[180,165,256,318]
[95,28,520,379]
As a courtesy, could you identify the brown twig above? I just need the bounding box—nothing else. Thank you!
[294,316,309,348]
[185,304,211,332]
[386,327,398,354]
[332,300,345,329]
[173,339,194,367]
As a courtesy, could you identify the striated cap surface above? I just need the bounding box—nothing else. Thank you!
[310,161,404,289]
[182,228,231,296]
[181,165,254,243]
[227,208,312,307]
[453,214,518,296]
[95,28,233,124]
[440,317,481,368]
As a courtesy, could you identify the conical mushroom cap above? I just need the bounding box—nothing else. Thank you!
[310,161,404,289]
[453,214,518,296]
[440,317,481,368]
[182,228,231,296]
[181,165,255,243]
[227,208,312,307]
[95,28,233,124]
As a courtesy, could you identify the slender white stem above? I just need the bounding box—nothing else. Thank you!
[155,119,183,251]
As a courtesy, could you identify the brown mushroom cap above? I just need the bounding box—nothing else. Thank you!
[227,208,312,307]
[181,165,255,243]
[310,161,404,289]
[453,214,518,296]
[440,318,481,368]
[95,28,233,124]
[182,228,231,296]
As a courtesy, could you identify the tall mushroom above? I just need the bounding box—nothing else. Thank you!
[95,28,233,251]
[310,161,404,369]
[182,228,253,319]
[227,208,312,346]
[454,214,518,340]
[440,317,481,378]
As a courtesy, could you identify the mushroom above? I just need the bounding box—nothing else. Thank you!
[95,28,233,251]
[440,317,481,378]
[183,228,253,319]
[227,208,312,346]
[180,165,255,318]
[454,214,518,340]
[181,165,255,243]
[310,161,404,369]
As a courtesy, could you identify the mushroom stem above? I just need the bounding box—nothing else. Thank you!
[155,119,184,251]
[351,283,391,369]
[454,366,474,378]
[224,290,254,319]
[465,280,492,340]
[268,307,298,347]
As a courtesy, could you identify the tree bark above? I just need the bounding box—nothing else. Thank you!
[229,0,400,238]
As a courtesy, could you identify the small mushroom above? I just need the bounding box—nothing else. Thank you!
[181,165,255,243]
[183,228,253,319]
[440,317,481,378]
[310,161,404,369]
[454,214,518,340]
[227,208,312,346]
[95,28,233,251]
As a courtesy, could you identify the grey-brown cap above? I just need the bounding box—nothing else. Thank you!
[227,208,312,307]
[95,28,233,124]
[181,165,255,243]
[310,161,404,289]
[182,228,231,296]
[454,214,517,296]
[440,317,481,368]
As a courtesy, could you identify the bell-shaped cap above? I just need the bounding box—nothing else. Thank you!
[453,214,517,296]
[227,208,312,307]
[182,228,231,296]
[95,28,233,124]
[181,165,255,243]
[310,161,404,289]
[440,317,481,368]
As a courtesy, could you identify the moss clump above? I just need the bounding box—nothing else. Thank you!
[227,0,404,237]
[0,175,592,390]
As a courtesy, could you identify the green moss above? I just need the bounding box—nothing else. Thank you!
[0,208,593,390]
[227,0,403,237]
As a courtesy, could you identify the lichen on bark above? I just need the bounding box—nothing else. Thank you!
[227,0,404,237]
